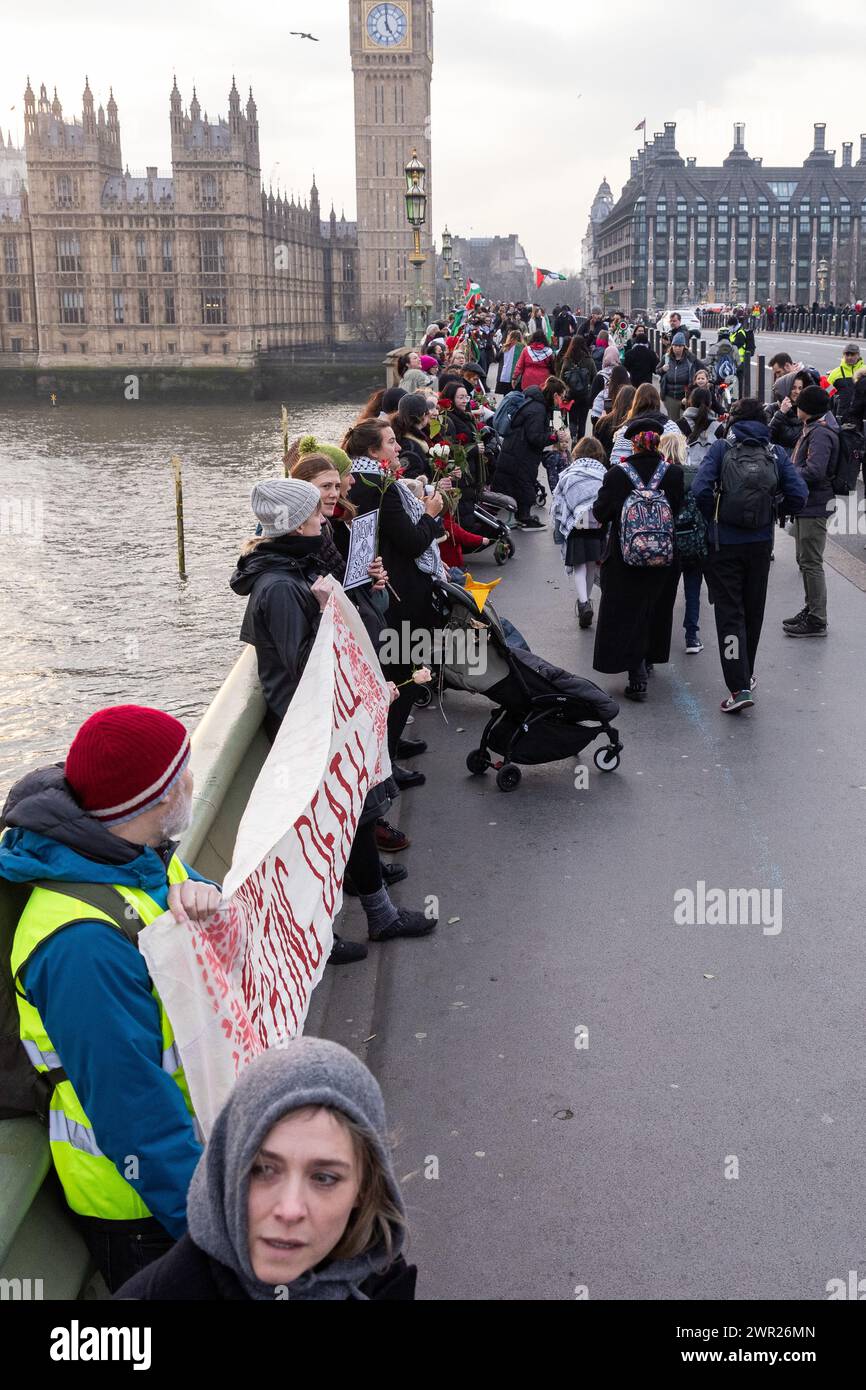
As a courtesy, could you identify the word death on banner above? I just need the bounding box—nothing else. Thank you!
[139,579,391,1133]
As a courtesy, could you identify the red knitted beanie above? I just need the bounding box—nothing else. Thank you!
[65,705,191,826]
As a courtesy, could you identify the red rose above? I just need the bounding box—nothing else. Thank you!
[456,432,469,444]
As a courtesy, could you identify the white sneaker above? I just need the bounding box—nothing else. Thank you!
[685,638,703,654]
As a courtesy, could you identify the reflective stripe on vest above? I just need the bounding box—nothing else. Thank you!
[22,1038,62,1070]
[49,1109,105,1158]
[10,857,196,1222]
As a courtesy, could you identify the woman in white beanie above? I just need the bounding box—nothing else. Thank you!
[230,479,436,961]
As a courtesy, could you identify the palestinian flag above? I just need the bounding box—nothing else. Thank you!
[535,268,567,289]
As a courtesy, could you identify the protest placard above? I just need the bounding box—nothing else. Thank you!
[139,580,391,1134]
[342,509,379,590]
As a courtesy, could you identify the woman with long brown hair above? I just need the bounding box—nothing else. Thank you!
[594,384,636,460]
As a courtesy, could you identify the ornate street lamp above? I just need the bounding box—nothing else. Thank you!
[441,226,453,318]
[817,256,829,305]
[729,274,739,309]
[403,150,429,346]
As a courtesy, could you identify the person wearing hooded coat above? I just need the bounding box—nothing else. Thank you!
[512,331,556,391]
[114,1039,417,1300]
[591,415,685,700]
[438,381,487,529]
[494,377,564,529]
[230,478,435,952]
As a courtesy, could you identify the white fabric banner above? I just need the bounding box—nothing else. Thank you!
[139,580,391,1134]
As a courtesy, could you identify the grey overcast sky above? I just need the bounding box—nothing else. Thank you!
[5,0,866,273]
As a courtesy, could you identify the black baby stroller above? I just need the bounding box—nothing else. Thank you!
[431,580,623,792]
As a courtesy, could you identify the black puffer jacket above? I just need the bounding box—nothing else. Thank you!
[659,353,695,400]
[497,386,550,469]
[230,536,328,722]
[766,404,802,452]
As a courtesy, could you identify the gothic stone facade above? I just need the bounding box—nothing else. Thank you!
[593,122,866,315]
[0,79,359,365]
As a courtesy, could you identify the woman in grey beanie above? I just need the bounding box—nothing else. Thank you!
[115,1038,416,1300]
[230,477,437,959]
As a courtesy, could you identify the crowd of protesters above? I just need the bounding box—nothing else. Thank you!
[1,286,864,1307]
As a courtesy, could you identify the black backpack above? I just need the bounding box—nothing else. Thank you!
[836,426,865,495]
[0,880,145,1121]
[716,438,779,530]
[563,362,591,397]
[817,420,855,495]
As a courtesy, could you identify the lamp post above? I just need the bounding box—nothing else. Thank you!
[817,256,829,306]
[442,225,453,319]
[403,149,430,347]
[729,274,739,310]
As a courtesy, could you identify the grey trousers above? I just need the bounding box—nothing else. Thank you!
[663,395,684,421]
[794,516,829,623]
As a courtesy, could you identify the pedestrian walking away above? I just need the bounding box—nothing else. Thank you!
[691,399,808,712]
[551,435,608,630]
[591,415,684,701]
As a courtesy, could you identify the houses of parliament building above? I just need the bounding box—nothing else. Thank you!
[0,77,363,367]
[0,3,438,369]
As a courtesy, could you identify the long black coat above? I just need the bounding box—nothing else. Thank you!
[493,387,551,512]
[591,452,685,674]
[115,1232,417,1301]
[348,477,442,673]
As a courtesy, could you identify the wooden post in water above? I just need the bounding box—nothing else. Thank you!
[171,455,187,580]
[281,404,290,477]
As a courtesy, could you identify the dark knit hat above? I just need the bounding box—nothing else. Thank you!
[65,705,190,825]
[797,385,830,418]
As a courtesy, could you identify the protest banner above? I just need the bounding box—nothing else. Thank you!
[139,579,391,1134]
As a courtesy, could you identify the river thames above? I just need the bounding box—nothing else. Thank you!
[0,398,366,788]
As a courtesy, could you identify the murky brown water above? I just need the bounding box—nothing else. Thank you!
[0,398,366,792]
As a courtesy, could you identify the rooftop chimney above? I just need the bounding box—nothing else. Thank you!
[859,134,866,166]
[813,122,826,152]
[842,141,853,168]
[663,120,676,151]
[630,156,638,178]
[733,122,745,150]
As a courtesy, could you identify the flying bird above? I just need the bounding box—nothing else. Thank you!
[290,31,319,41]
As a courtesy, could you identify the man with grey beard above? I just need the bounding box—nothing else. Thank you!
[0,704,219,1291]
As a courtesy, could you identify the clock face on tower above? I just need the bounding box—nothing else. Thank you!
[366,2,408,47]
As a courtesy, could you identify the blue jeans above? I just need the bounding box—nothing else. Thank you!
[682,567,703,641]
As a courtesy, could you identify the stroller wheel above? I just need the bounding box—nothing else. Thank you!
[594,746,621,773]
[494,536,516,566]
[496,763,522,792]
[413,685,433,709]
[466,749,490,776]
[535,483,547,507]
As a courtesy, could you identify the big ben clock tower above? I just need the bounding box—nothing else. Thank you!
[349,1,434,324]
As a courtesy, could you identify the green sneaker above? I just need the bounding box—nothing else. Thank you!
[720,690,754,714]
